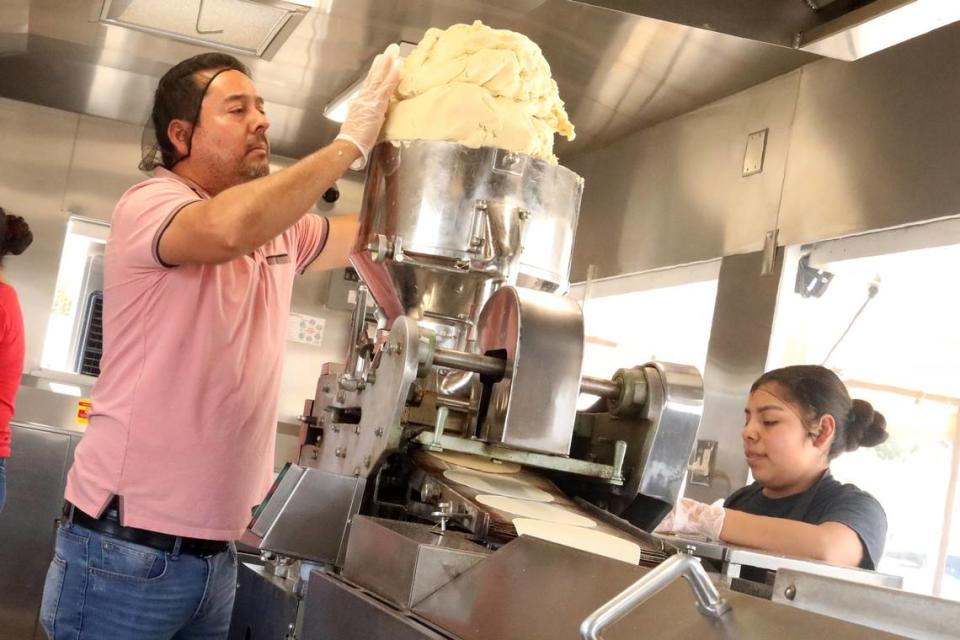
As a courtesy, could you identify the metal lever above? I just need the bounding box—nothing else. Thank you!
[428,406,449,451]
[579,554,730,640]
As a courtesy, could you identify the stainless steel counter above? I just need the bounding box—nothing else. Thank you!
[0,420,83,639]
[1,377,91,638]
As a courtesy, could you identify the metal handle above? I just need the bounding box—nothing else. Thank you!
[579,554,730,640]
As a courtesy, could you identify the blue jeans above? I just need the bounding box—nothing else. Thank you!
[40,521,237,639]
[0,457,6,513]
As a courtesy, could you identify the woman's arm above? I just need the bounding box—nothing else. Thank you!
[721,509,865,567]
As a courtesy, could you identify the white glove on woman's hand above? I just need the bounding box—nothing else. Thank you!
[335,44,402,170]
[654,498,726,540]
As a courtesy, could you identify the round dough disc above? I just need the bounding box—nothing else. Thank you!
[476,495,596,528]
[513,518,642,565]
[426,450,521,474]
[443,469,553,502]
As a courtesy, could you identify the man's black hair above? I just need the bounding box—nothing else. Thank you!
[151,53,250,169]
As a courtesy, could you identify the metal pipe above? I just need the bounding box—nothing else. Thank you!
[580,376,620,400]
[432,347,623,400]
[433,347,506,378]
[435,395,473,412]
[580,554,730,640]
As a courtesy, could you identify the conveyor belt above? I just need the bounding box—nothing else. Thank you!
[410,449,669,567]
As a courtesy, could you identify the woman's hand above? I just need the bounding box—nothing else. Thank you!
[654,497,726,540]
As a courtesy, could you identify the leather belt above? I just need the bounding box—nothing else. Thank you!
[63,500,230,557]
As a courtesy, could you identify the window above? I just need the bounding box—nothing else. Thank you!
[768,219,960,599]
[570,261,720,409]
[40,216,109,377]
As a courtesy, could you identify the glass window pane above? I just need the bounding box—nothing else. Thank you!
[572,262,720,409]
[769,238,960,596]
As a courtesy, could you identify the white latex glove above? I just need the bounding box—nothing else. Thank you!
[335,44,402,170]
[654,498,726,540]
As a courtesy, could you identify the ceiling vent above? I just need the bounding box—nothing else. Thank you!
[95,0,310,58]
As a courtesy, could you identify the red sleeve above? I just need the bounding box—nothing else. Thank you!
[0,287,24,456]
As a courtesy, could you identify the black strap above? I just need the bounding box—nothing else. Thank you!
[63,501,229,557]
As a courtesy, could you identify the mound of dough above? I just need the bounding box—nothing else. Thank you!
[426,450,521,474]
[513,518,642,564]
[382,20,575,163]
[476,495,595,528]
[443,468,553,502]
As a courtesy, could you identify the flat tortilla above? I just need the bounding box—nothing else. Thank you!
[443,469,553,502]
[426,450,521,474]
[513,518,642,564]
[476,495,596,528]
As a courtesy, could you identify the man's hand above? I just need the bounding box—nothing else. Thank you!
[335,44,403,170]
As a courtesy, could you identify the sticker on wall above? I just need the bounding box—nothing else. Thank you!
[287,313,325,346]
[76,398,92,427]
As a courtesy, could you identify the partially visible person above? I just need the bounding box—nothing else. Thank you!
[657,365,888,570]
[0,208,33,513]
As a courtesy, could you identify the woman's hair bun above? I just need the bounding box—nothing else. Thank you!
[846,399,888,451]
[3,214,32,256]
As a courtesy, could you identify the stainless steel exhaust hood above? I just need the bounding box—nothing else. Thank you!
[4,0,954,163]
[571,0,960,60]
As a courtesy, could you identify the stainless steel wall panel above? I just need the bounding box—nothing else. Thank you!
[568,71,801,282]
[778,22,960,246]
[0,97,77,373]
[0,0,30,34]
[685,250,783,505]
[62,114,145,221]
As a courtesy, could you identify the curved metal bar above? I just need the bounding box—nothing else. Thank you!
[579,554,730,640]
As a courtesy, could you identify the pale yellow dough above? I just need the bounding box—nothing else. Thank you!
[425,450,521,474]
[382,20,574,163]
[513,518,643,564]
[443,469,553,502]
[476,495,596,528]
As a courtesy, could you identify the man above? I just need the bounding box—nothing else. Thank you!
[39,46,400,639]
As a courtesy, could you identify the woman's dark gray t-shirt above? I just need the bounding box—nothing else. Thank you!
[724,471,887,570]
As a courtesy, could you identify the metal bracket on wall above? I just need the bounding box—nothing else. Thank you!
[742,128,768,177]
[761,229,779,276]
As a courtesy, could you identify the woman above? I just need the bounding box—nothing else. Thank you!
[657,365,888,570]
[0,208,32,513]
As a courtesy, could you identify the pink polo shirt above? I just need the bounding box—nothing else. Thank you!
[65,168,328,540]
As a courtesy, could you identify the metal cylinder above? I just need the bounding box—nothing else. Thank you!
[343,284,368,380]
[433,347,506,378]
[431,346,625,402]
[351,141,584,326]
[435,395,473,412]
[579,376,621,401]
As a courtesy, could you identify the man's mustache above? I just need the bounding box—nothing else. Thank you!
[246,134,269,153]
